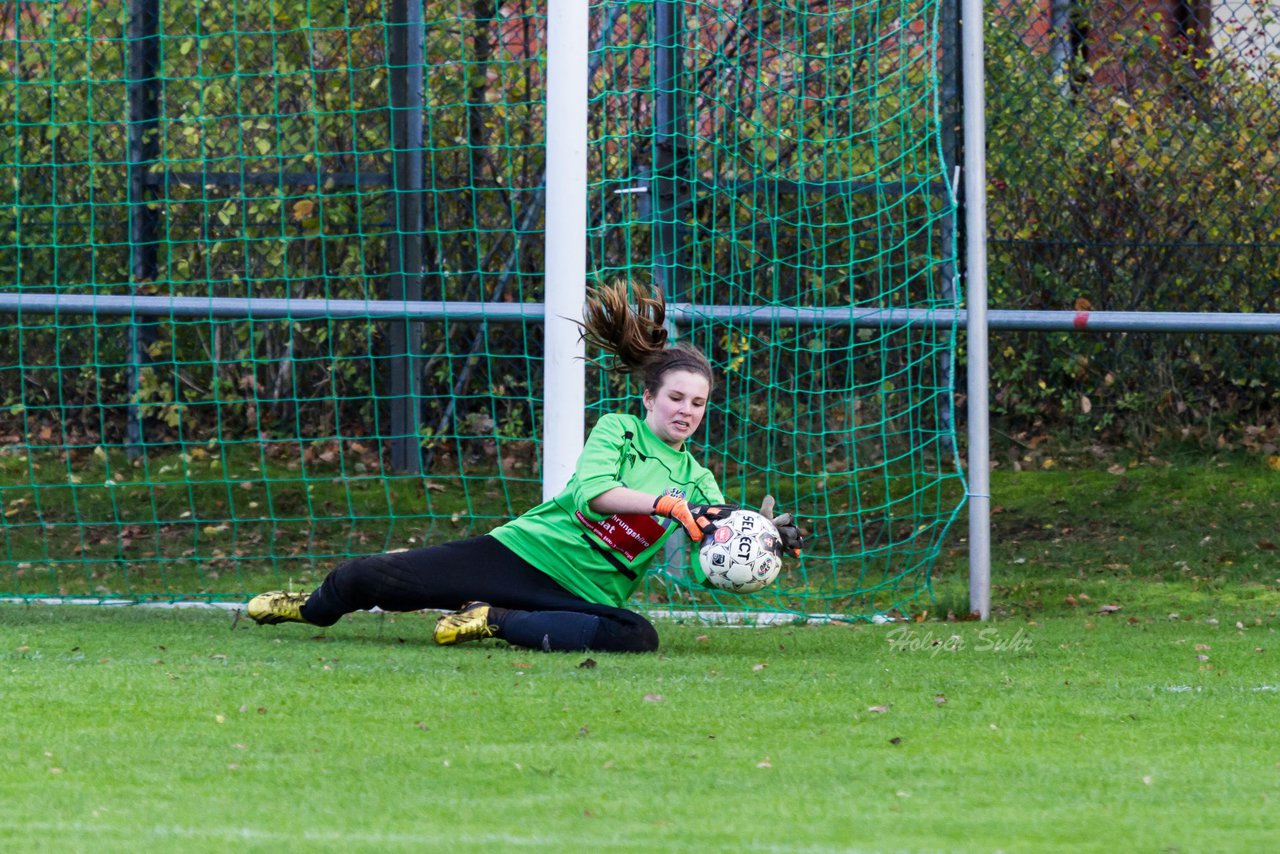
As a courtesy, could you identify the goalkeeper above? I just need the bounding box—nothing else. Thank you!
[247,280,803,653]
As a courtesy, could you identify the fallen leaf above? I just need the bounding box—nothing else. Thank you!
[695,634,709,643]
[752,663,767,671]
[756,758,772,768]
[889,736,903,745]
[933,694,947,706]
[643,693,664,703]
[1098,604,1122,614]
[512,661,534,669]
[578,658,597,669]
[1065,594,1078,607]
[867,705,890,714]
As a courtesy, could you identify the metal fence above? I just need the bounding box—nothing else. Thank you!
[987,0,1279,304]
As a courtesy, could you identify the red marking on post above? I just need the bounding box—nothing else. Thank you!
[1073,312,1090,330]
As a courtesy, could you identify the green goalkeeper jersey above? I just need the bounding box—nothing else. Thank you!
[490,412,724,607]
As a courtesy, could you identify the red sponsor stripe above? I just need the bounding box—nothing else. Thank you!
[575,512,665,562]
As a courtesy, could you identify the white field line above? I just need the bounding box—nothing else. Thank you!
[0,596,880,625]
[0,820,878,853]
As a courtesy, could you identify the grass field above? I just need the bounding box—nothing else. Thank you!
[4,607,1278,852]
[3,451,1280,851]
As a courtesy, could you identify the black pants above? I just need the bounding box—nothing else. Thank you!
[300,535,659,653]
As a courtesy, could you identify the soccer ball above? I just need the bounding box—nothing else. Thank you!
[698,509,783,594]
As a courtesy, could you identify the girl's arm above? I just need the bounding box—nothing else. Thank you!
[587,486,662,516]
[590,486,739,542]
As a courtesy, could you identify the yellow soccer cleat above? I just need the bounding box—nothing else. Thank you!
[433,601,497,645]
[246,590,312,625]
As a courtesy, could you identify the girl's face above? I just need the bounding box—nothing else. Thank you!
[643,369,710,449]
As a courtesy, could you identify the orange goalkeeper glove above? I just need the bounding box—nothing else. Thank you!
[652,495,739,542]
[760,494,804,557]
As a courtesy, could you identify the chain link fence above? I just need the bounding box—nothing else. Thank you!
[983,0,1280,444]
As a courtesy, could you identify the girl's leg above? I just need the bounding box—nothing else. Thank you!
[300,535,505,625]
[491,605,658,653]
[299,534,659,652]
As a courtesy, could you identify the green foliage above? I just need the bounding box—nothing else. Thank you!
[0,0,548,453]
[2,0,956,467]
[986,0,1280,445]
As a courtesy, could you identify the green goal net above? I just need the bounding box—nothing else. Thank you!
[1,0,963,620]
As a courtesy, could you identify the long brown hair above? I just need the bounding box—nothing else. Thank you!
[578,279,714,396]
